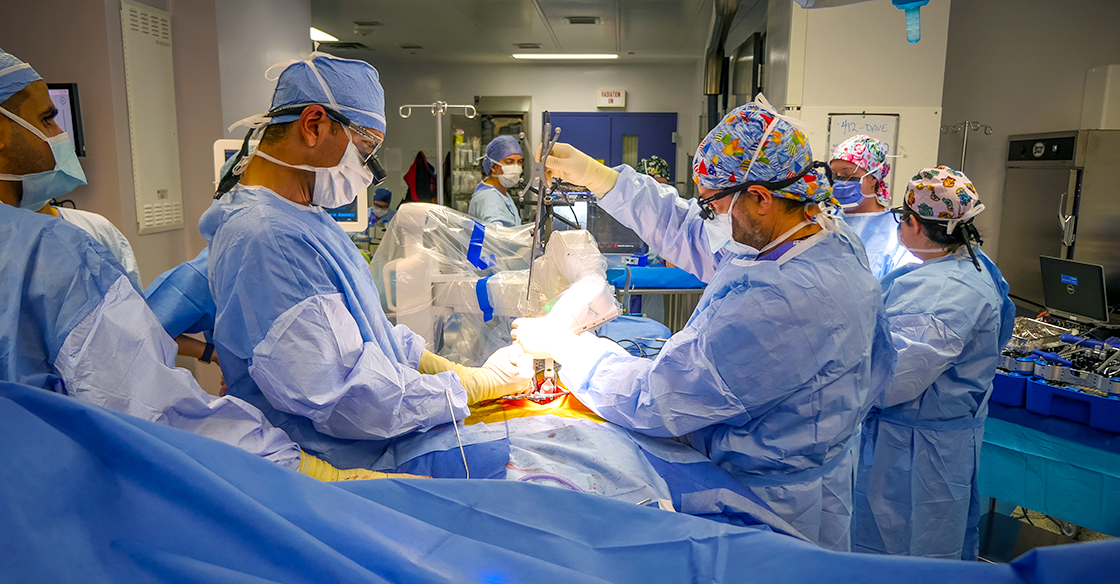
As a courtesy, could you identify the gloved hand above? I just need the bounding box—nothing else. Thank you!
[511,317,581,361]
[419,346,535,404]
[538,143,619,198]
[299,452,430,481]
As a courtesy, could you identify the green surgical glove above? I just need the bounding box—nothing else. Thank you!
[419,345,535,404]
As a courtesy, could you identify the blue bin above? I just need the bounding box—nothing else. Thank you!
[1024,378,1120,432]
[991,372,1028,407]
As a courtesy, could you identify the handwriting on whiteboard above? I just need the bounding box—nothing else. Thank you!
[838,119,891,134]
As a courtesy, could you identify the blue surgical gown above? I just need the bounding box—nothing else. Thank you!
[0,204,300,467]
[557,167,896,551]
[468,182,520,227]
[143,248,214,342]
[200,185,470,470]
[852,249,1014,560]
[843,211,919,279]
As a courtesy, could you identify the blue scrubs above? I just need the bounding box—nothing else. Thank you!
[853,249,1015,560]
[200,185,470,470]
[468,182,520,227]
[0,204,300,467]
[843,211,919,279]
[555,167,896,550]
[143,248,214,342]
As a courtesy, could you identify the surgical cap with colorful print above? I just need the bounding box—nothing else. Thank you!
[692,99,829,202]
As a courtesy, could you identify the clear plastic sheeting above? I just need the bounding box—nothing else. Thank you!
[529,230,620,334]
[371,204,618,366]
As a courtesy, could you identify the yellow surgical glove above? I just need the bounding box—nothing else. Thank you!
[539,143,619,198]
[419,346,534,404]
[299,452,429,481]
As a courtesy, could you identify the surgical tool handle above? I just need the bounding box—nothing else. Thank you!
[1060,334,1109,350]
[1031,350,1073,367]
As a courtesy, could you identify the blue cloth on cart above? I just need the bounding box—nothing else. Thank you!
[4,379,1120,584]
[988,402,1120,455]
[607,266,706,289]
[980,415,1120,537]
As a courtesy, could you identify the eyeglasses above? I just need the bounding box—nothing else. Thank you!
[697,160,832,220]
[890,206,913,224]
[269,105,387,185]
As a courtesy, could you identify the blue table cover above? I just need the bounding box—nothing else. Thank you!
[3,380,1119,583]
[988,402,1120,455]
[980,416,1120,537]
[608,266,706,290]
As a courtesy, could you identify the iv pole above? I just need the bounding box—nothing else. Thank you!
[940,121,993,172]
[399,101,478,207]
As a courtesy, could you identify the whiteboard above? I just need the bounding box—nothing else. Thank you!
[827,113,900,200]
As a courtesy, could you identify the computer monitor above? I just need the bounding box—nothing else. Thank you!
[46,83,85,157]
[547,182,646,254]
[212,138,369,233]
[1039,256,1109,324]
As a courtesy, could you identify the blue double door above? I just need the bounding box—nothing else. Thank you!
[547,112,678,181]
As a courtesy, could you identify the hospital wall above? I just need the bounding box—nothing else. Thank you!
[766,0,951,206]
[368,59,706,206]
[936,0,1120,261]
[216,0,313,138]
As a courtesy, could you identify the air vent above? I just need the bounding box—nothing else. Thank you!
[318,41,371,51]
[564,16,601,25]
[400,44,423,50]
[352,20,382,27]
[514,43,542,50]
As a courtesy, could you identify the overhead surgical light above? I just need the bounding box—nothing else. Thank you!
[310,27,339,42]
[512,54,618,60]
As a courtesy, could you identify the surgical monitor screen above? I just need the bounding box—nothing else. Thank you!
[46,84,85,157]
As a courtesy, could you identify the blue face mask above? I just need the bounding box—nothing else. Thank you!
[831,180,864,208]
[0,106,87,211]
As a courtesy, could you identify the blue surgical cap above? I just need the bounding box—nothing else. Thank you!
[482,135,523,176]
[0,47,43,105]
[267,52,386,132]
[373,188,392,204]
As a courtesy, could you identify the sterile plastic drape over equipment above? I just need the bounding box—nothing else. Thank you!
[371,203,618,367]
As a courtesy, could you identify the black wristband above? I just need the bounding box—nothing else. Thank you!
[199,343,215,364]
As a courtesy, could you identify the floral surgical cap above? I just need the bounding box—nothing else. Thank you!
[692,100,828,203]
[904,166,985,234]
[638,155,670,179]
[831,135,891,207]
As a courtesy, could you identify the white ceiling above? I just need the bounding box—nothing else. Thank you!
[310,0,768,65]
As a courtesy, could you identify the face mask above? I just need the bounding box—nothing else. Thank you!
[703,193,739,254]
[254,137,374,208]
[498,164,521,188]
[831,180,863,208]
[0,106,87,210]
[370,205,389,219]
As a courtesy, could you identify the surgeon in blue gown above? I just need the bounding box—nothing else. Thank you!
[852,167,1015,560]
[0,47,310,472]
[144,248,218,364]
[514,99,896,551]
[829,135,918,279]
[468,135,523,227]
[204,53,533,471]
